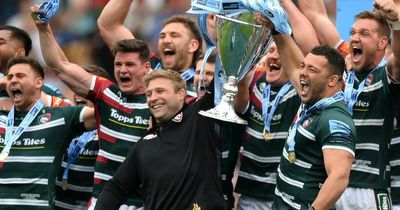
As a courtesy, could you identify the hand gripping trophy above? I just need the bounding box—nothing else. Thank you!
[189,0,292,124]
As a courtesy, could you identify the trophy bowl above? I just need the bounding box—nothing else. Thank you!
[199,12,271,125]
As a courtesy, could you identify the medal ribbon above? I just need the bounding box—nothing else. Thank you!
[180,67,196,81]
[286,92,344,156]
[262,83,292,134]
[35,0,60,23]
[154,63,195,82]
[344,59,386,115]
[1,100,44,158]
[62,130,96,183]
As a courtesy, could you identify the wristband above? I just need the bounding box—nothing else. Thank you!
[389,20,400,31]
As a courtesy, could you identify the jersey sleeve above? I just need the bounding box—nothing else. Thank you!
[62,106,88,136]
[317,106,356,156]
[87,75,115,102]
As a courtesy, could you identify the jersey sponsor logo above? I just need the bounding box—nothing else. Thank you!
[38,113,52,124]
[172,112,183,122]
[329,120,351,135]
[377,193,390,210]
[272,114,282,122]
[353,100,369,111]
[143,134,157,141]
[20,193,40,200]
[110,108,148,125]
[250,106,263,122]
[0,137,46,146]
[353,159,371,167]
[80,148,98,156]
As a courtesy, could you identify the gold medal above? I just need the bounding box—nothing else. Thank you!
[0,152,9,161]
[288,152,296,163]
[62,179,68,191]
[263,129,271,141]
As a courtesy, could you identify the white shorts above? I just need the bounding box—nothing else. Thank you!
[237,195,273,210]
[393,204,400,210]
[87,197,144,210]
[335,187,392,210]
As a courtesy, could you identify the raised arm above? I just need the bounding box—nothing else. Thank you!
[297,0,342,48]
[377,0,400,82]
[235,69,255,114]
[256,13,303,94]
[31,6,92,98]
[279,0,320,54]
[97,0,135,50]
[272,34,303,95]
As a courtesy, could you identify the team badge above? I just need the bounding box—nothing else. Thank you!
[38,113,52,124]
[365,74,374,86]
[302,117,314,128]
[172,112,183,122]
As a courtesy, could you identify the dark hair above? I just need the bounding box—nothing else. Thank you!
[7,56,45,78]
[112,39,150,63]
[355,10,391,39]
[197,50,217,64]
[82,64,112,80]
[0,26,32,56]
[310,45,345,76]
[163,15,203,68]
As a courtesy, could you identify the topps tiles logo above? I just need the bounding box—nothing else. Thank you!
[110,108,148,125]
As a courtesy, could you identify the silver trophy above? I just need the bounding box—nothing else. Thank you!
[199,12,271,125]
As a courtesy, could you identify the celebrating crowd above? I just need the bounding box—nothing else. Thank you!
[0,0,399,210]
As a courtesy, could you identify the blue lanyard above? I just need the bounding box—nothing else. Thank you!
[262,83,292,133]
[154,63,195,82]
[344,59,386,114]
[0,100,44,160]
[62,130,96,182]
[180,67,195,81]
[287,91,344,153]
[195,14,224,105]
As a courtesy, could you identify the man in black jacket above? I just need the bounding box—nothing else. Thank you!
[95,70,227,210]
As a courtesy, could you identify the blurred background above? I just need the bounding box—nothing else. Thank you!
[0,0,373,100]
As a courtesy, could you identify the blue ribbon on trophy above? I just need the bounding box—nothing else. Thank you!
[32,0,60,23]
[188,0,292,35]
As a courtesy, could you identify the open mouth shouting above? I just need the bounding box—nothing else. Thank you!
[269,63,281,72]
[300,79,310,97]
[10,86,23,103]
[161,47,176,68]
[351,45,363,64]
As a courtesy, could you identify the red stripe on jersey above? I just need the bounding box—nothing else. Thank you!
[101,94,133,114]
[96,155,109,164]
[98,131,117,143]
[93,178,102,185]
[0,128,5,134]
[0,162,3,168]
